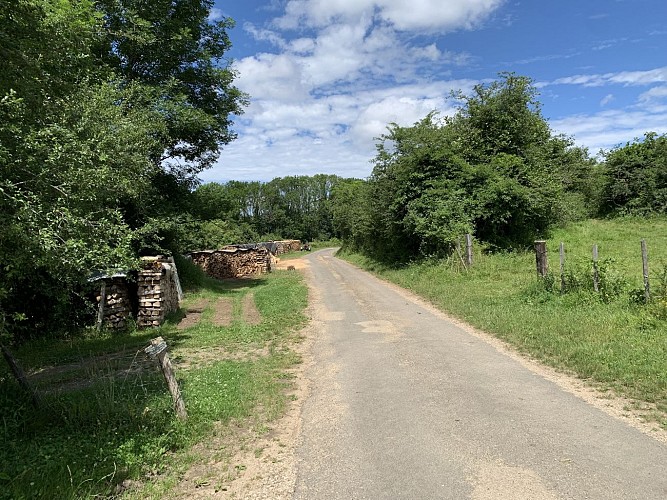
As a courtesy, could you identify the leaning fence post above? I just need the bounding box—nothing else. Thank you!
[559,242,566,292]
[145,337,187,420]
[534,240,548,278]
[465,234,474,268]
[641,239,650,303]
[592,244,599,293]
[1,344,42,408]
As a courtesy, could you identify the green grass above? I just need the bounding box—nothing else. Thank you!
[339,217,667,427]
[0,269,308,499]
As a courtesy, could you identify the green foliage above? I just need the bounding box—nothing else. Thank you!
[172,254,207,290]
[0,270,308,498]
[187,175,346,249]
[95,0,248,175]
[600,132,667,215]
[0,0,245,341]
[536,258,630,304]
[338,74,597,263]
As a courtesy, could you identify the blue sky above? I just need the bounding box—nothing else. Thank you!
[202,0,667,183]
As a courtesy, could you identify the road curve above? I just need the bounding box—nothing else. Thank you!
[293,248,667,500]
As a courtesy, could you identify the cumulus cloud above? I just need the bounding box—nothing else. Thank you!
[275,0,504,32]
[215,0,503,182]
[210,0,666,182]
[551,108,667,154]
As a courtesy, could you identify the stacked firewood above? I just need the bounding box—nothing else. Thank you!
[97,278,132,329]
[137,257,181,328]
[190,246,272,279]
[274,240,302,254]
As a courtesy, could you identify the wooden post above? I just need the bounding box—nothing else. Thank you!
[167,257,184,302]
[641,239,650,303]
[465,234,473,268]
[592,244,599,293]
[96,281,106,331]
[559,242,566,292]
[1,344,41,408]
[534,240,548,278]
[145,337,187,420]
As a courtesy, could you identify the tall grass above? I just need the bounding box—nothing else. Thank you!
[340,217,667,427]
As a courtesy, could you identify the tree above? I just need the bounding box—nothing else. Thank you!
[0,0,246,340]
[95,0,248,176]
[600,132,667,215]
[339,73,598,262]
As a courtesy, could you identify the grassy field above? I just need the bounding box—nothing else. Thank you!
[340,217,667,428]
[0,265,308,499]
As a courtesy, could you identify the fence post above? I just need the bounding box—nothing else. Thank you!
[96,281,106,331]
[465,234,473,268]
[559,242,566,292]
[145,337,187,420]
[641,239,650,303]
[592,244,599,293]
[534,240,548,278]
[1,344,42,408]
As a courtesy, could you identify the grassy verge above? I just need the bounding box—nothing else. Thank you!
[0,265,308,499]
[339,217,667,428]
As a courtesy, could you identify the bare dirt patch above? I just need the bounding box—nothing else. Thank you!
[165,267,318,500]
[171,345,271,370]
[274,256,310,271]
[212,297,234,327]
[167,334,313,499]
[242,293,261,326]
[177,298,209,331]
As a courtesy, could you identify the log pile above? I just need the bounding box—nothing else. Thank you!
[189,246,272,279]
[274,240,302,254]
[96,277,132,329]
[137,257,181,328]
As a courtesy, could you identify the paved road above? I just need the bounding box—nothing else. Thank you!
[293,249,667,500]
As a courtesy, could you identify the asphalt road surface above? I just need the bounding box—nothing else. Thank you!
[292,249,667,500]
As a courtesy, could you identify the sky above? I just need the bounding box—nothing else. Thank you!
[202,0,667,183]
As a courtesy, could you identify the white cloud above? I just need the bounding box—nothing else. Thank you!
[275,0,504,32]
[208,78,470,182]
[638,85,667,104]
[600,94,614,106]
[551,104,667,155]
[208,7,224,22]
[244,23,287,49]
[234,53,310,102]
[551,66,667,87]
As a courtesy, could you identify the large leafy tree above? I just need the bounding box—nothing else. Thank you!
[0,0,246,340]
[340,73,597,261]
[95,0,248,176]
